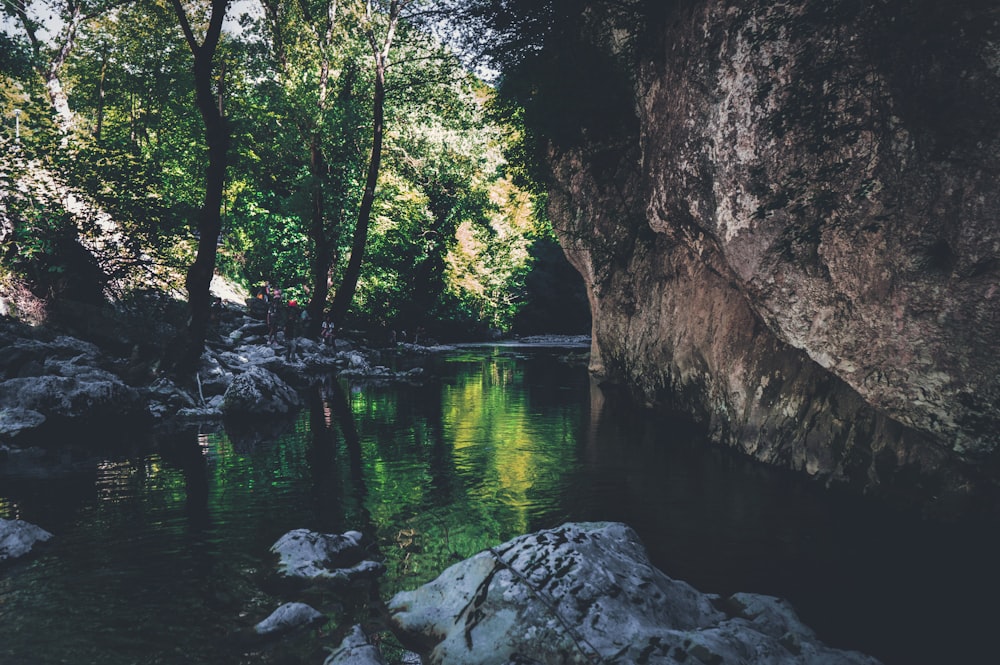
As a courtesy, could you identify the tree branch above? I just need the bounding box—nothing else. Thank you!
[169,0,199,53]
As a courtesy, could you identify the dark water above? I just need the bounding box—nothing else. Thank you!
[1,345,997,665]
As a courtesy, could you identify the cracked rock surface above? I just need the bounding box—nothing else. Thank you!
[389,522,880,665]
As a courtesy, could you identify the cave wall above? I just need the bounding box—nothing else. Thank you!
[550,0,1000,502]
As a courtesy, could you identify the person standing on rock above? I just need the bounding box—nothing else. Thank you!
[285,298,301,361]
[321,314,336,347]
[267,289,283,345]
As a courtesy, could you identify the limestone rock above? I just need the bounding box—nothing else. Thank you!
[271,529,385,583]
[253,602,324,636]
[389,522,880,665]
[0,518,53,563]
[323,625,386,665]
[0,336,101,379]
[546,0,1000,501]
[0,331,144,428]
[0,371,143,423]
[0,407,47,440]
[221,365,301,417]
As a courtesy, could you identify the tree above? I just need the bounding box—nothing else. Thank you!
[328,0,408,325]
[4,0,139,136]
[6,0,82,134]
[168,0,230,373]
[258,0,361,336]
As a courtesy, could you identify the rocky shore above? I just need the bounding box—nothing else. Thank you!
[261,522,882,665]
[0,309,438,455]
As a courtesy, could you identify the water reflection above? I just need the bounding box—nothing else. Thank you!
[0,495,19,519]
[0,347,997,665]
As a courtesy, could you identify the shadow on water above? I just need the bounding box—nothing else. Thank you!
[1,345,997,665]
[568,381,1000,665]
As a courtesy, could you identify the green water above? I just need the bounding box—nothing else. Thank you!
[1,345,997,664]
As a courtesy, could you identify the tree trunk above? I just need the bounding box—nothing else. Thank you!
[95,50,109,142]
[171,0,229,374]
[14,0,82,135]
[305,0,339,337]
[329,0,404,325]
[307,135,331,337]
[329,55,385,325]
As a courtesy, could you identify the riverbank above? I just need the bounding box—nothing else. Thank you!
[0,303,446,451]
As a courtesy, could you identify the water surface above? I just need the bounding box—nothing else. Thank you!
[1,345,996,664]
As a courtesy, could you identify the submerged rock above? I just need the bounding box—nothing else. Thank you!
[253,601,324,636]
[389,522,880,665]
[271,528,385,583]
[0,518,53,563]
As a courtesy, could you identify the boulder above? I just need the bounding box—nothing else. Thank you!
[323,625,387,665]
[144,378,198,419]
[271,528,385,583]
[0,371,144,423]
[0,336,101,379]
[221,365,301,417]
[0,407,47,440]
[0,518,53,563]
[253,602,324,636]
[389,522,881,665]
[343,351,370,371]
[196,353,235,396]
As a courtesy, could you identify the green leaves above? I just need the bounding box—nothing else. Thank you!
[0,0,583,337]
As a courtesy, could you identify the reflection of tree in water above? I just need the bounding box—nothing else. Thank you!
[308,380,371,535]
[222,415,298,454]
[325,353,587,596]
[324,378,368,503]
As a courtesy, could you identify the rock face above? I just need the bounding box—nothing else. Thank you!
[549,0,1000,501]
[0,518,53,563]
[389,522,879,665]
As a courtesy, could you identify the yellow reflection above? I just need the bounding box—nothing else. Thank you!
[96,459,137,504]
[0,496,20,520]
[443,359,554,535]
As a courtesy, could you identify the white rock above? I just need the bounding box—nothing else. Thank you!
[323,625,386,665]
[345,352,369,370]
[297,337,320,353]
[271,529,385,582]
[0,407,47,439]
[388,522,881,665]
[0,374,143,420]
[0,518,53,562]
[253,602,324,635]
[221,365,300,416]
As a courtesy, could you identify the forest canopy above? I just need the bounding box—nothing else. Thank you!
[0,0,590,360]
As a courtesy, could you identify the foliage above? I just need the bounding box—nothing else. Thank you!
[0,0,591,336]
[0,32,34,80]
[433,0,648,186]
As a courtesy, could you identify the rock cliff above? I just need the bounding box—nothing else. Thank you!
[550,0,1000,505]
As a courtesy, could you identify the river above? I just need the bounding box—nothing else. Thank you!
[1,343,997,664]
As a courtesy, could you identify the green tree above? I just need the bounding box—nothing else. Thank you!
[168,0,230,373]
[328,0,410,325]
[260,0,339,333]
